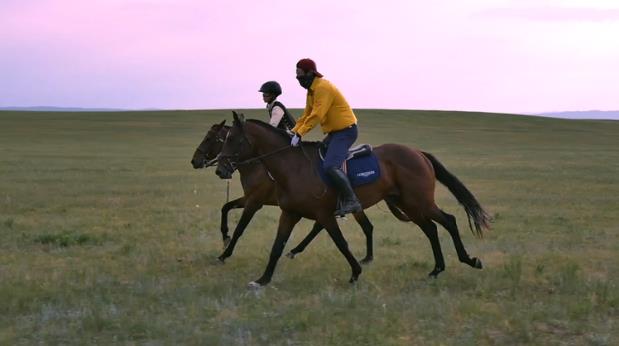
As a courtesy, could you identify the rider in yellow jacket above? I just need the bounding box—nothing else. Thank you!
[292,77,357,136]
[291,58,362,216]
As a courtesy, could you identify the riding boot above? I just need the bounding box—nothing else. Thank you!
[326,166,363,216]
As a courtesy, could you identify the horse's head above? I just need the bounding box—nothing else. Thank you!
[215,111,253,179]
[190,120,229,169]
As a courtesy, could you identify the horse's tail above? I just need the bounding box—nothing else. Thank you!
[422,151,490,238]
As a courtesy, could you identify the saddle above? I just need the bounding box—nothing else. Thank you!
[317,144,380,188]
[318,144,373,162]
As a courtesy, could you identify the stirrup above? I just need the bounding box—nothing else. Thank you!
[334,197,362,217]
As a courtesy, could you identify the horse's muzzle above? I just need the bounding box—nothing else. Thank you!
[215,157,236,179]
[215,165,232,179]
[190,158,205,169]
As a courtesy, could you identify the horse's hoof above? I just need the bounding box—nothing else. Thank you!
[428,267,444,278]
[248,281,263,289]
[349,267,361,283]
[217,256,226,264]
[250,277,269,287]
[360,257,373,265]
[286,251,296,259]
[473,257,483,269]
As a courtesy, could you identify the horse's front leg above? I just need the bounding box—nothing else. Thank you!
[318,214,362,283]
[218,202,262,262]
[250,211,302,287]
[220,197,246,247]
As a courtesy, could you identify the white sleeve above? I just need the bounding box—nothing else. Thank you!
[269,106,285,127]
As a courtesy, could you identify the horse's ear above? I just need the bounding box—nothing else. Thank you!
[232,111,245,127]
[219,119,226,126]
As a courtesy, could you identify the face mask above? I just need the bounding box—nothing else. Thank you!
[296,75,314,89]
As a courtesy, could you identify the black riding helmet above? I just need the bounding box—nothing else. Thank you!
[259,81,282,96]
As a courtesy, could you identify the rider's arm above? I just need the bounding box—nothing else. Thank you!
[292,95,312,135]
[292,85,334,136]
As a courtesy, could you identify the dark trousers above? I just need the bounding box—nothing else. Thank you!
[323,124,358,170]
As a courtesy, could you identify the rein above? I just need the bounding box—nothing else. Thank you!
[218,123,327,199]
[205,157,218,167]
[235,145,292,166]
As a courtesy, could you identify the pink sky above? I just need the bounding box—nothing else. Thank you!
[1,0,618,113]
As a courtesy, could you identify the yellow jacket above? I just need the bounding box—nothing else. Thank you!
[292,77,357,136]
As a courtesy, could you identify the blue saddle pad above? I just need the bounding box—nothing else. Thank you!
[319,153,381,188]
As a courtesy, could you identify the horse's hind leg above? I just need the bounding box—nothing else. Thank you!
[385,197,410,222]
[220,197,245,247]
[386,197,445,278]
[431,208,482,269]
[352,212,374,264]
[391,199,446,277]
[418,220,446,278]
[286,222,324,259]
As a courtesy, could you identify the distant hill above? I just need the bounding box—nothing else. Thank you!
[535,110,619,120]
[0,106,162,112]
[0,106,129,112]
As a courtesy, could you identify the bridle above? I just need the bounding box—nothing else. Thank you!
[195,129,227,168]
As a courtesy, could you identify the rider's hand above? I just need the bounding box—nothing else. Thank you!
[291,133,301,147]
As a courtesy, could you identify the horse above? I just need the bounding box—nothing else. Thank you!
[215,111,490,287]
[191,120,404,263]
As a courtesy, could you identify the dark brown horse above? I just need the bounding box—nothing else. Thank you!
[191,120,392,263]
[216,112,490,287]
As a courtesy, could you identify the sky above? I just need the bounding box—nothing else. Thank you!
[1,0,618,114]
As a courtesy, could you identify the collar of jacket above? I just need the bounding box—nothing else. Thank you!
[307,77,322,95]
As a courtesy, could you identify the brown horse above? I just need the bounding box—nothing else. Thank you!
[216,112,490,287]
[191,120,394,263]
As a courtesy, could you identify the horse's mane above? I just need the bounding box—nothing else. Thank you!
[245,119,322,147]
[246,119,290,139]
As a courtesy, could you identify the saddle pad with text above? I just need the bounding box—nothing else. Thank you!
[319,153,381,188]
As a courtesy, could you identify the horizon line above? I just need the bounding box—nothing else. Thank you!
[2,106,619,120]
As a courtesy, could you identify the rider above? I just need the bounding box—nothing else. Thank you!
[259,81,296,133]
[290,58,362,216]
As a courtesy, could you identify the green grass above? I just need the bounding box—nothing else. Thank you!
[1,109,617,345]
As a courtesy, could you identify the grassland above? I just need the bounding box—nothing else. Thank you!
[0,109,617,345]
